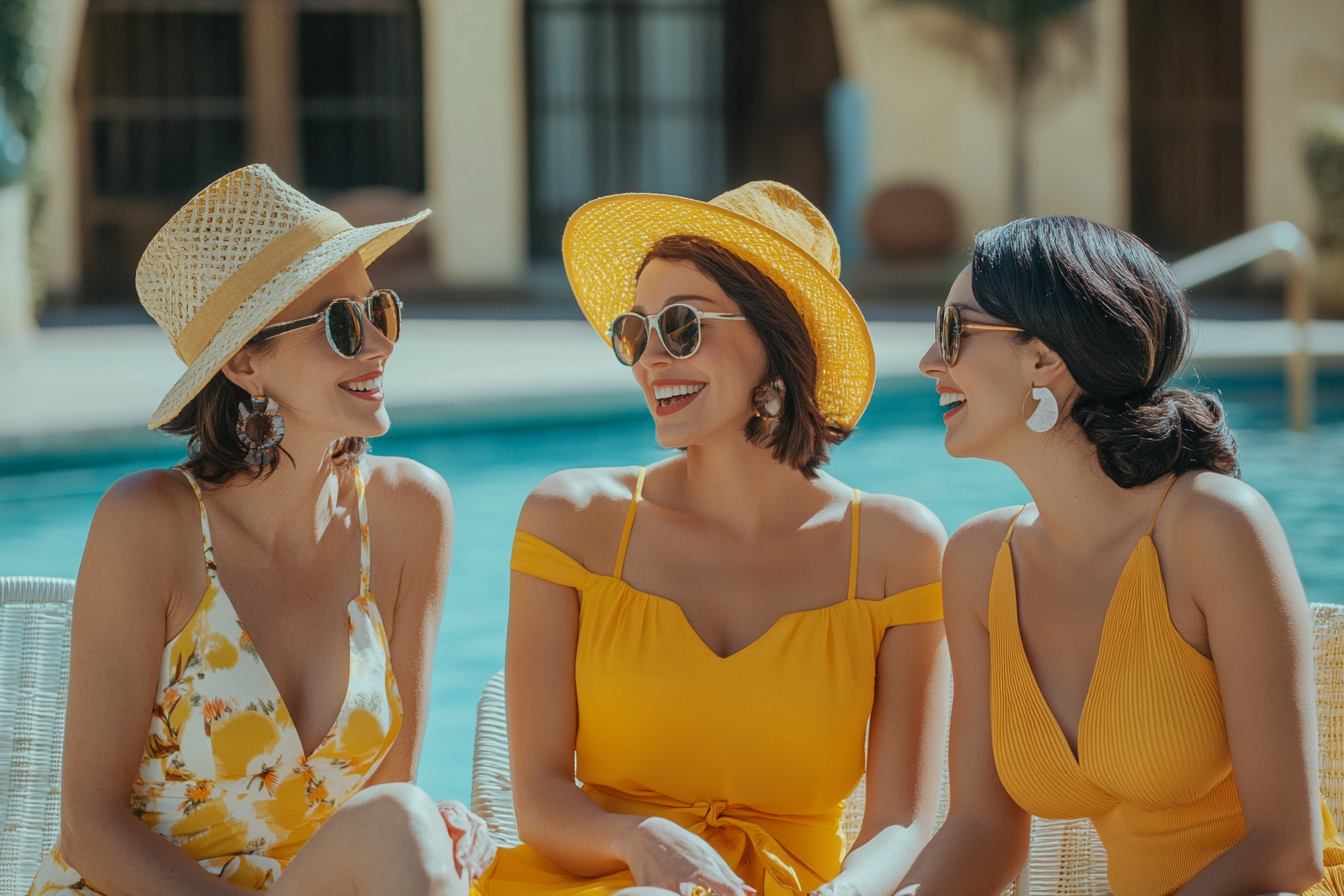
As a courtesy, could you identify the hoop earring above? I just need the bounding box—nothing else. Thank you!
[752,378,785,422]
[237,396,285,466]
[1022,386,1059,433]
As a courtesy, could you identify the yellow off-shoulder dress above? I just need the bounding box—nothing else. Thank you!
[475,468,943,896]
[990,480,1344,896]
[28,466,402,894]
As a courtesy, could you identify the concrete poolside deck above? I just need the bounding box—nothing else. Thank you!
[5,317,1344,463]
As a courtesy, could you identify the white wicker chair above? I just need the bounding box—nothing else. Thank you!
[469,603,1344,896]
[0,577,75,896]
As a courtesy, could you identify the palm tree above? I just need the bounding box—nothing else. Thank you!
[886,0,1094,219]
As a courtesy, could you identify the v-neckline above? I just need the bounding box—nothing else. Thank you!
[214,582,358,762]
[1000,534,1151,765]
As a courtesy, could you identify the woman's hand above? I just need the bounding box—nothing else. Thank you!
[438,800,498,882]
[615,816,756,896]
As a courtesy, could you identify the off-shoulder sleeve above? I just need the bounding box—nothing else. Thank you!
[863,581,943,652]
[510,530,603,591]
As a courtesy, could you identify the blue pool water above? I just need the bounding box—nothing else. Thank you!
[1,368,1341,803]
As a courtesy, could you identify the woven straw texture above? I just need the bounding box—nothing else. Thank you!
[136,164,429,429]
[562,183,875,429]
[0,577,74,896]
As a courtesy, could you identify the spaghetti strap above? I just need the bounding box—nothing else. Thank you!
[613,467,646,580]
[1147,474,1179,536]
[847,490,860,601]
[354,463,371,586]
[176,466,219,582]
[1003,504,1029,544]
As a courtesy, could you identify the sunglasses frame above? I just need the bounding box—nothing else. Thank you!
[253,288,403,359]
[609,302,747,366]
[937,304,1024,366]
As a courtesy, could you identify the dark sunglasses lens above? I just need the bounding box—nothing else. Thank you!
[940,306,958,365]
[611,314,647,366]
[660,305,700,358]
[369,291,400,343]
[327,302,362,358]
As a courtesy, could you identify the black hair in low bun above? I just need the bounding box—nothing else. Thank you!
[971,216,1240,488]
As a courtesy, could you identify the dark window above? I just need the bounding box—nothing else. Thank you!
[525,0,728,259]
[1128,0,1244,254]
[85,2,245,197]
[298,3,424,192]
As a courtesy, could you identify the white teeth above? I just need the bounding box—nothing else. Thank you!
[939,392,967,406]
[653,383,706,400]
[348,376,382,393]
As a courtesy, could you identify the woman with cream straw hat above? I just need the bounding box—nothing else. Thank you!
[28,165,493,896]
[480,181,948,896]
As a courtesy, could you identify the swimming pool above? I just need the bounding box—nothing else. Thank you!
[1,367,1340,803]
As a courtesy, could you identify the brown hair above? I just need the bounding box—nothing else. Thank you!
[637,234,849,477]
[971,216,1239,488]
[160,337,367,486]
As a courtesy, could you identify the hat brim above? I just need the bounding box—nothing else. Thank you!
[148,209,430,429]
[563,193,875,428]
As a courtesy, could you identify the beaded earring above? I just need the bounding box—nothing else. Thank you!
[237,396,285,465]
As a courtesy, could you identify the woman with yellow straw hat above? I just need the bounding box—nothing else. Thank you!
[478,182,948,896]
[28,165,493,896]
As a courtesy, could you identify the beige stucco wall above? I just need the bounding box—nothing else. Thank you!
[421,0,529,286]
[827,0,1128,245]
[1245,0,1344,240]
[39,0,88,298]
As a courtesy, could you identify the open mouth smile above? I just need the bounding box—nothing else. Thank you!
[653,382,705,416]
[939,390,966,420]
[341,373,384,402]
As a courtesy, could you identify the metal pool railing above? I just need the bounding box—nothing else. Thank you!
[1170,221,1318,431]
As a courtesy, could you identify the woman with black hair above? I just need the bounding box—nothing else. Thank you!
[902,216,1344,896]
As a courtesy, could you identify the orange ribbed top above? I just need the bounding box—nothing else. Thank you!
[988,480,1343,896]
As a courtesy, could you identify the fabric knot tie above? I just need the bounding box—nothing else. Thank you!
[695,800,730,827]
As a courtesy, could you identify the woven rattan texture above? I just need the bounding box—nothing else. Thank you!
[137,164,428,429]
[0,577,74,896]
[1315,604,1344,823]
[563,185,875,429]
[472,671,521,848]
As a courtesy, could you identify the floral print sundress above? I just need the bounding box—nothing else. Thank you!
[29,464,402,894]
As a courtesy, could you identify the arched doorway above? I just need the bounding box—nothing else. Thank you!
[523,0,839,261]
[74,0,425,305]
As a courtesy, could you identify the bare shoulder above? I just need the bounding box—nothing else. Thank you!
[95,467,200,543]
[517,465,642,567]
[944,506,1021,621]
[855,492,946,597]
[1162,470,1273,545]
[362,455,453,522]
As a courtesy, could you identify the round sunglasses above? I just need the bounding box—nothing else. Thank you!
[609,303,747,366]
[936,304,1023,366]
[253,289,403,359]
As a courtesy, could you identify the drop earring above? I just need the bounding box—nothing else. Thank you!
[237,396,285,465]
[752,378,786,423]
[1023,386,1058,433]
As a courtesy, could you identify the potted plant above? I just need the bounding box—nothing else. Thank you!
[1304,106,1344,317]
[0,0,42,339]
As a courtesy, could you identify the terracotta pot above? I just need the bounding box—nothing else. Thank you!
[863,184,959,259]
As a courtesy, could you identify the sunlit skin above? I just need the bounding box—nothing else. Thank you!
[505,257,950,896]
[57,254,478,896]
[897,268,1324,895]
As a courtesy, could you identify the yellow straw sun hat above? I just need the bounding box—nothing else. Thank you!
[563,181,875,428]
[137,163,430,430]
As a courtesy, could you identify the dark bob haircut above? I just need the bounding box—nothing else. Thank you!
[971,215,1239,489]
[637,234,850,478]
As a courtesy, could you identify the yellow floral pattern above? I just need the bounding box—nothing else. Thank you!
[29,465,402,894]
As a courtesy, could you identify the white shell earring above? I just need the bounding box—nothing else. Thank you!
[1024,386,1059,433]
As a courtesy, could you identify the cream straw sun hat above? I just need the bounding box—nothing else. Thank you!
[137,164,430,429]
[563,181,875,429]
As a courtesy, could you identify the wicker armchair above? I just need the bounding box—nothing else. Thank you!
[469,603,1344,896]
[0,577,75,896]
